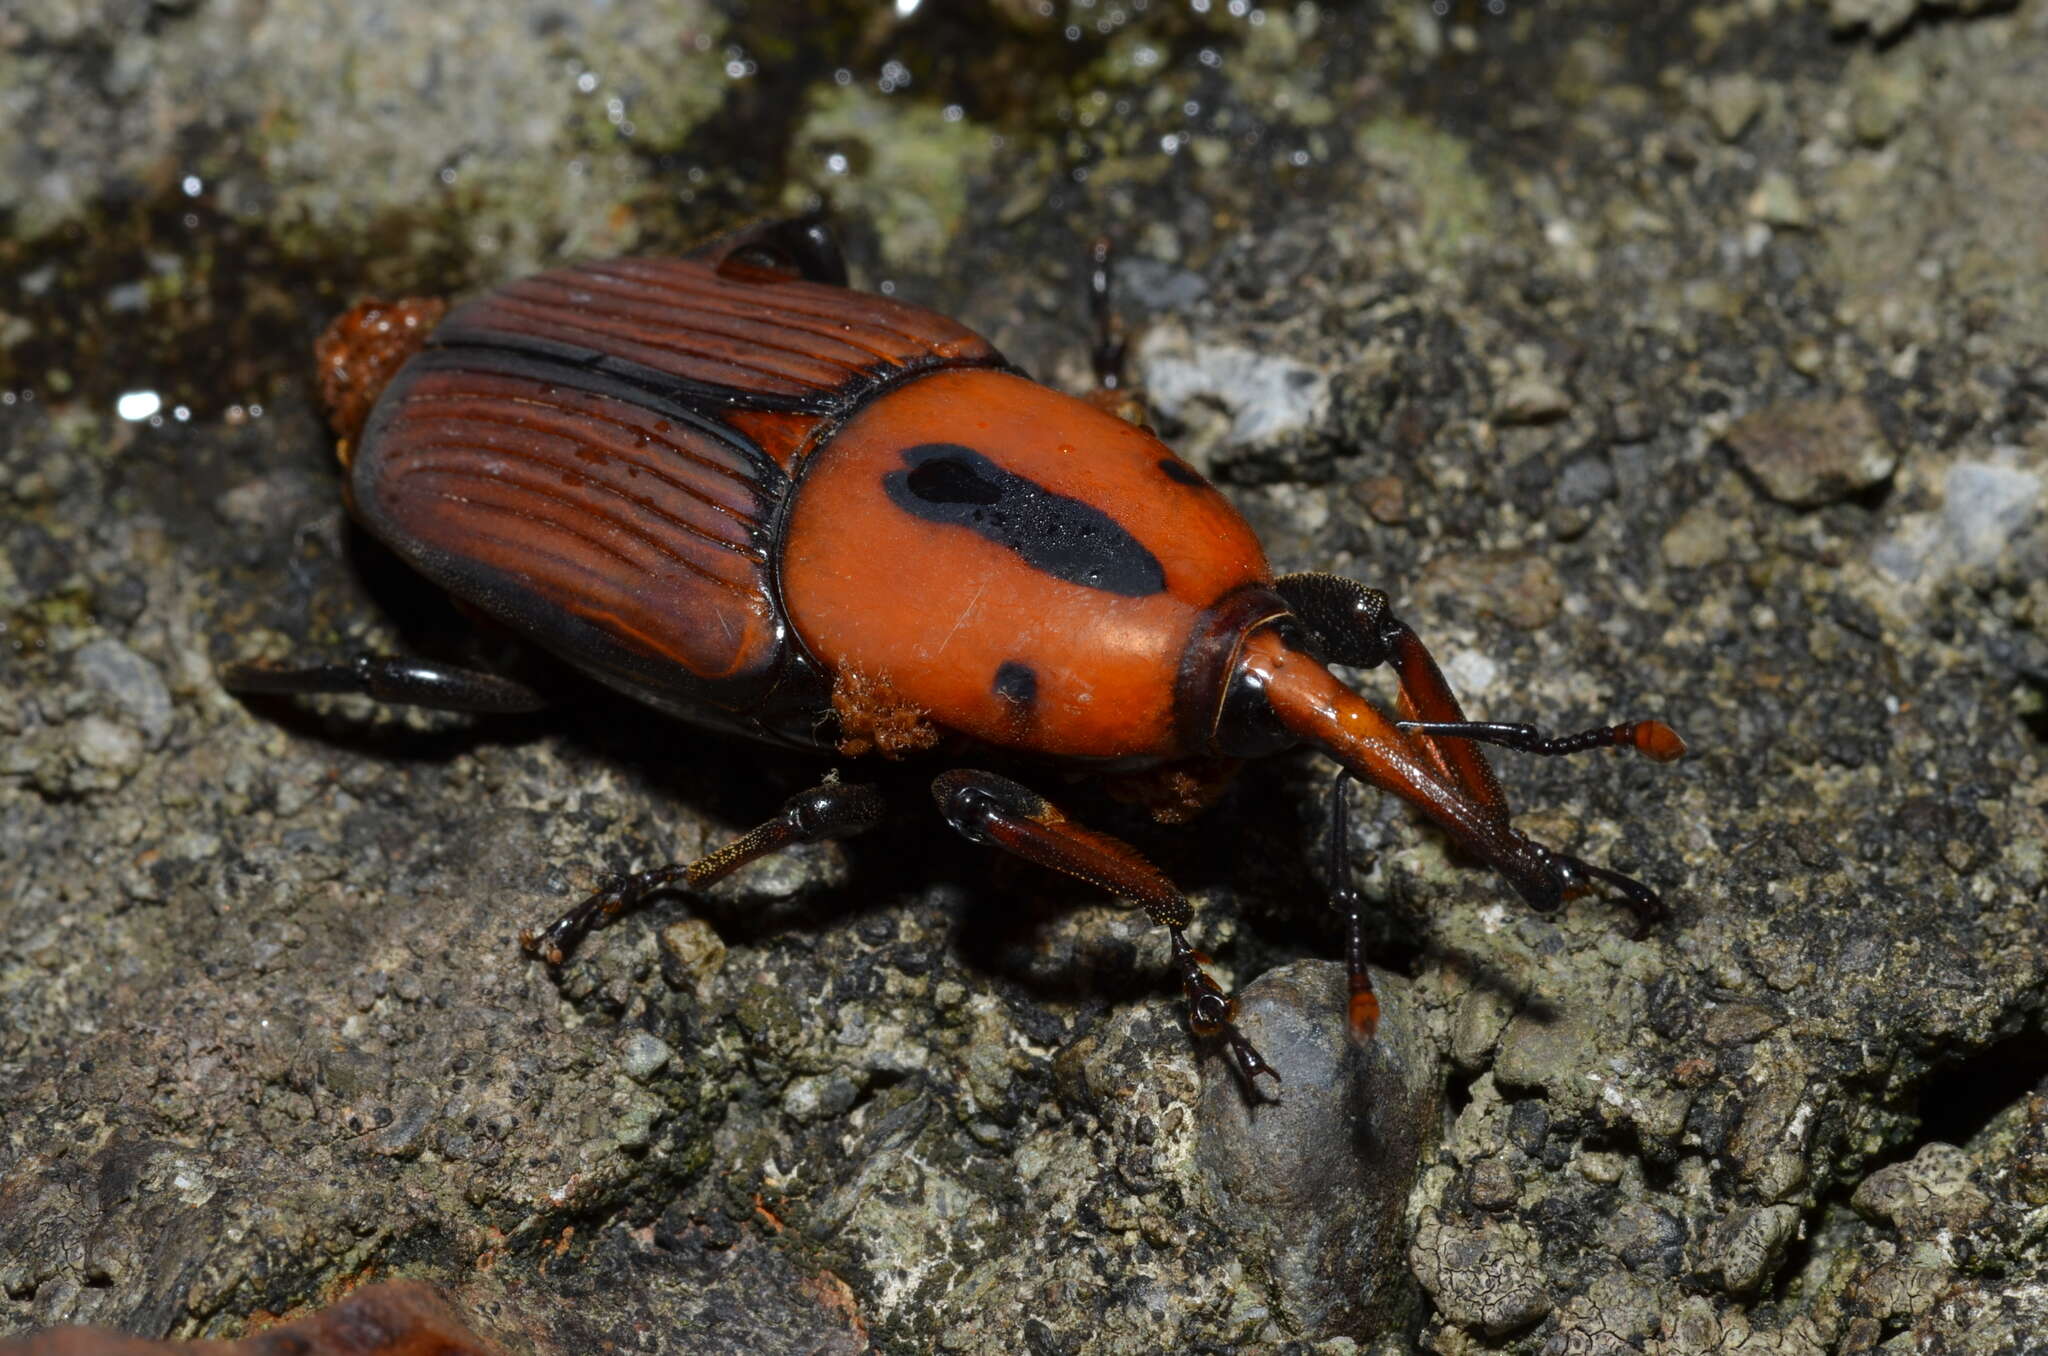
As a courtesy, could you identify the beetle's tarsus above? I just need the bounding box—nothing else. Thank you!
[1168,928,1279,1086]
[1521,837,1666,937]
[1568,854,1667,935]
[523,870,661,967]
[1229,1034,1280,1089]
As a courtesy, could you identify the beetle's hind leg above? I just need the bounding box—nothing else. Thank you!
[521,779,886,965]
[930,768,1277,1089]
[220,655,549,714]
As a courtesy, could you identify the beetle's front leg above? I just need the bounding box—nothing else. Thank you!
[930,768,1276,1088]
[522,779,886,965]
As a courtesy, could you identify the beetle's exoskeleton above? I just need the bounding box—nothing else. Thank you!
[225,219,1684,1083]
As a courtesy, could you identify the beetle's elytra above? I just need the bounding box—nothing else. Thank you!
[227,218,1684,1082]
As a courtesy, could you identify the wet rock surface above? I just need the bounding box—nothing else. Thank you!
[4,1,2046,1353]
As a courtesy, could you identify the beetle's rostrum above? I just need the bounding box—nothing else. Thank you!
[222,218,1685,1085]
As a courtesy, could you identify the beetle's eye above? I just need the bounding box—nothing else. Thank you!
[905,454,1001,506]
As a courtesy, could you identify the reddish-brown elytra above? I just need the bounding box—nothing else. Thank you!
[224,219,1685,1083]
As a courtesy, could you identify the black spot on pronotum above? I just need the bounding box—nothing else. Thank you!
[1156,457,1207,488]
[884,442,1167,596]
[993,661,1038,709]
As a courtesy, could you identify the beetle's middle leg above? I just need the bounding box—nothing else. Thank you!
[930,768,1276,1087]
[521,780,886,965]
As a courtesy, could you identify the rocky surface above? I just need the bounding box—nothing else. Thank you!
[3,1,2045,1352]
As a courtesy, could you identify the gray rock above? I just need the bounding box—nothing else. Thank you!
[1943,459,2042,567]
[1196,964,1439,1340]
[1140,323,1331,452]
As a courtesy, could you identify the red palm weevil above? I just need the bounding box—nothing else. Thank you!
[224,219,1685,1083]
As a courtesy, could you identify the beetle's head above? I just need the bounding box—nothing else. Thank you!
[1196,594,1670,919]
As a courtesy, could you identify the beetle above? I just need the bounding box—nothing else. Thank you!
[223,218,1684,1083]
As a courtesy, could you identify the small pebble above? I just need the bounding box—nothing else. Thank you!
[613,1099,662,1148]
[659,918,727,990]
[1494,378,1573,425]
[1662,502,1738,568]
[783,1073,859,1122]
[1747,171,1811,230]
[1610,398,1657,444]
[1828,0,1921,40]
[1555,455,1615,509]
[1351,474,1408,525]
[620,1032,673,1082]
[1850,59,1923,146]
[1417,551,1563,630]
[1725,395,1896,507]
[1466,1157,1520,1209]
[1712,1203,1798,1294]
[74,637,174,746]
[1701,72,1765,142]
[73,715,144,777]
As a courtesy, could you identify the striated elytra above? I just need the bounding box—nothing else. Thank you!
[223,218,1684,1083]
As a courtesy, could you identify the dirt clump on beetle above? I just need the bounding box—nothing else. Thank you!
[829,670,941,760]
